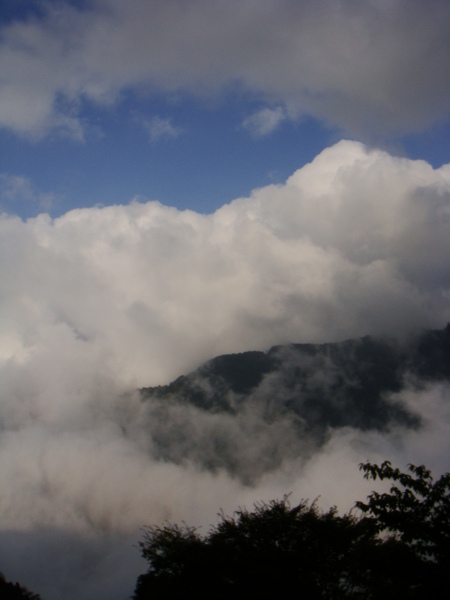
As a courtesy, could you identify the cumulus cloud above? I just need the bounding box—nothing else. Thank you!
[1,140,450,598]
[1,0,449,139]
[2,141,449,386]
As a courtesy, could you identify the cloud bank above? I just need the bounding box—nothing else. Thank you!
[1,140,450,598]
[1,0,449,139]
[2,141,449,386]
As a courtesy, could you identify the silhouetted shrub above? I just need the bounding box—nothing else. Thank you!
[133,462,450,599]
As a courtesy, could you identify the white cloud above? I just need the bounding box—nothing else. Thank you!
[1,141,450,598]
[1,141,449,384]
[1,0,449,139]
[142,115,183,142]
[242,106,286,137]
[0,173,58,213]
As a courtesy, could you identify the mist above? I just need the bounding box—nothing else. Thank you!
[1,140,450,599]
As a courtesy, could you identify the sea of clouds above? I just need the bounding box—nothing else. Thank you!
[1,141,450,599]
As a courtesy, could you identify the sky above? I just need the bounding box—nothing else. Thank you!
[1,1,450,599]
[1,0,450,218]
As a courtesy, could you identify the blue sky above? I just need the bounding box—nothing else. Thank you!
[0,90,335,216]
[1,0,449,219]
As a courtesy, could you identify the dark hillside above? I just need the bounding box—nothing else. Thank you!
[139,326,450,481]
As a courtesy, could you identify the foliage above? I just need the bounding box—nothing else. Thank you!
[356,461,450,555]
[0,573,43,600]
[355,460,450,597]
[133,463,450,599]
[134,498,367,599]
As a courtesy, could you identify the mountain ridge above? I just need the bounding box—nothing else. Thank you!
[138,325,450,482]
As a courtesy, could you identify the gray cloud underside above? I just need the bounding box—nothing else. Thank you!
[1,141,450,598]
[1,0,449,138]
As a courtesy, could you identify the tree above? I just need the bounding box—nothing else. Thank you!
[355,460,450,598]
[0,573,43,600]
[133,463,450,599]
[134,498,371,599]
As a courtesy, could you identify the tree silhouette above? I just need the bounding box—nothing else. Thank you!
[355,460,450,598]
[133,462,450,599]
[134,498,371,599]
[0,573,43,600]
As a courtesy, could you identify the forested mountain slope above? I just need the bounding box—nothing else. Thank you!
[139,325,450,482]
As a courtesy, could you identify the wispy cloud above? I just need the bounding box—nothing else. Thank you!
[242,106,286,137]
[0,173,58,213]
[142,115,183,142]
